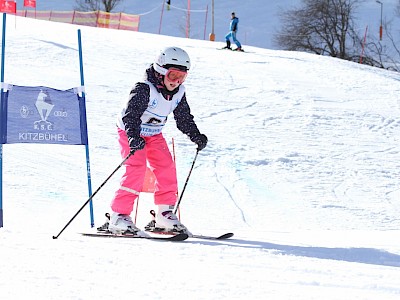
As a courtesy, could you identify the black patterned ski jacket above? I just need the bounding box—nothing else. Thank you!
[118,65,201,144]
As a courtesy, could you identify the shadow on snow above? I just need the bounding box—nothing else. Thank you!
[190,238,400,268]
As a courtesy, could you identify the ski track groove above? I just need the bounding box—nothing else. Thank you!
[212,157,248,226]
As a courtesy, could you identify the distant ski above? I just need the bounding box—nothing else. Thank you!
[81,231,188,241]
[217,48,245,52]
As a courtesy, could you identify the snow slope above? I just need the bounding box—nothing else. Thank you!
[16,0,400,50]
[0,14,399,300]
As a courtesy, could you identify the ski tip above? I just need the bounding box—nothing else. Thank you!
[217,232,234,239]
[168,233,189,241]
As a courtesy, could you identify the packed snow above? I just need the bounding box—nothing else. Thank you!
[0,12,399,300]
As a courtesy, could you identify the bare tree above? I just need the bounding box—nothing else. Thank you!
[362,20,400,71]
[353,3,400,71]
[274,0,361,60]
[74,0,124,12]
[396,1,400,16]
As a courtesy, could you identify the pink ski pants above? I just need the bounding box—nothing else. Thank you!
[110,128,178,215]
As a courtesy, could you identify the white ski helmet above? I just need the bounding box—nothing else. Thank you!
[153,47,191,75]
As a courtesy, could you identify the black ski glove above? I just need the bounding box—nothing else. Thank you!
[128,136,145,153]
[191,133,208,151]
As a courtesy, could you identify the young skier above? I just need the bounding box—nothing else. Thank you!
[223,12,243,51]
[108,46,207,235]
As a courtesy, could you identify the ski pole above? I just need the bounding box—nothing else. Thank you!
[52,151,134,239]
[173,149,199,214]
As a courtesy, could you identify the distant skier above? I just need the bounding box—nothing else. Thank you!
[223,12,243,51]
[107,47,208,235]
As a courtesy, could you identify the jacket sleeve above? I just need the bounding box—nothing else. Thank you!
[173,93,201,140]
[122,82,149,141]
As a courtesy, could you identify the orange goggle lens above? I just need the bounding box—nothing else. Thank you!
[166,68,187,83]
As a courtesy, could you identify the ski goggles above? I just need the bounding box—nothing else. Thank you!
[165,68,187,84]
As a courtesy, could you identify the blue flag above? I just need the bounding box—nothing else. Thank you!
[0,85,88,145]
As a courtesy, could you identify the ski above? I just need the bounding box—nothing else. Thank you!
[144,210,233,240]
[147,230,234,241]
[81,231,189,241]
[191,232,234,240]
[95,212,233,241]
[217,48,245,52]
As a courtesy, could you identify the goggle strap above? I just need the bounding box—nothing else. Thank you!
[154,63,168,75]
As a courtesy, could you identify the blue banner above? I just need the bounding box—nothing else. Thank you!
[1,85,88,145]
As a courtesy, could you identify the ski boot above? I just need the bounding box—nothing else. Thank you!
[145,205,191,235]
[222,40,231,50]
[107,212,147,236]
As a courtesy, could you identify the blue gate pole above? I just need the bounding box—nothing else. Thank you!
[0,13,7,228]
[77,29,94,227]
